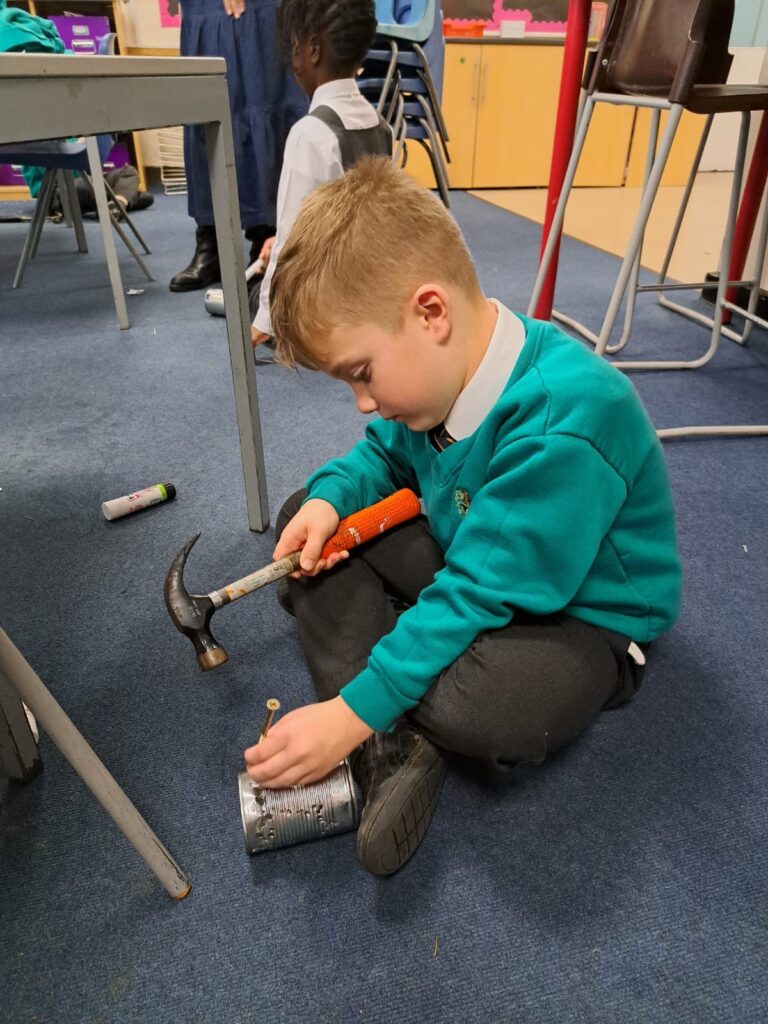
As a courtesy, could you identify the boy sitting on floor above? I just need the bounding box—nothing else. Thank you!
[244,158,682,877]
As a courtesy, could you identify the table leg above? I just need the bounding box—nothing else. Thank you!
[86,136,130,330]
[204,116,270,532]
[0,629,190,900]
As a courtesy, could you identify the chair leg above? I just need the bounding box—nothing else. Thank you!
[103,177,151,255]
[85,136,130,329]
[28,169,57,261]
[413,44,450,142]
[656,114,712,298]
[12,169,55,289]
[594,103,684,357]
[730,178,768,345]
[527,95,596,318]
[377,40,398,115]
[606,107,663,356]
[417,122,450,207]
[0,628,190,899]
[61,170,88,253]
[81,173,154,282]
[616,109,751,372]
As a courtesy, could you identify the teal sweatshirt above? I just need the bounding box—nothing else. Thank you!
[306,314,682,731]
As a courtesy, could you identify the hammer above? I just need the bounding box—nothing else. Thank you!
[164,489,421,671]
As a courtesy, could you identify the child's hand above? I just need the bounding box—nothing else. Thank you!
[251,326,272,347]
[222,0,245,17]
[273,498,349,576]
[243,697,373,788]
[258,236,275,263]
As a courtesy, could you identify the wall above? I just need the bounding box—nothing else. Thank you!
[700,0,767,170]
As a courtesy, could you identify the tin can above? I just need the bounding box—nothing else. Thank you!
[237,759,359,854]
[203,287,225,317]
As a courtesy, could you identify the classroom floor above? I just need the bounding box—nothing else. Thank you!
[471,172,733,283]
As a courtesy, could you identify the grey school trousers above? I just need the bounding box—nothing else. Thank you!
[276,491,644,771]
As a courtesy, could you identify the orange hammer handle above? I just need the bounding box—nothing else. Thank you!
[320,489,421,559]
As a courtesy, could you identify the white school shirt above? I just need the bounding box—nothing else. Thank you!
[442,300,526,440]
[253,79,382,337]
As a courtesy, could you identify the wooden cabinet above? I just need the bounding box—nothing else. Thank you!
[625,108,707,188]
[406,42,636,191]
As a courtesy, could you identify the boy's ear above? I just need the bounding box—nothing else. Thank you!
[411,284,451,343]
[308,35,322,65]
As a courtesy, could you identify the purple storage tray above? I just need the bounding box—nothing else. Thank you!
[48,15,111,54]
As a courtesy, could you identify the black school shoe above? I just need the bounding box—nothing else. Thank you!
[352,726,448,876]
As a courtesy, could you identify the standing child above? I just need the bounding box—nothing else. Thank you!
[244,159,682,877]
[250,0,391,347]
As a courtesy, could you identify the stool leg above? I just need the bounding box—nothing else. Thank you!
[0,629,190,900]
[706,112,752,364]
[657,113,713,302]
[527,95,596,318]
[608,108,662,356]
[735,170,768,345]
[595,103,684,357]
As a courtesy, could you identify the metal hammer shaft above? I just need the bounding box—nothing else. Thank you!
[209,552,302,608]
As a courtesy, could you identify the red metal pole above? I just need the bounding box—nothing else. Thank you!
[534,0,592,320]
[722,111,768,324]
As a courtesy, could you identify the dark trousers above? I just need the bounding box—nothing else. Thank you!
[277,491,644,772]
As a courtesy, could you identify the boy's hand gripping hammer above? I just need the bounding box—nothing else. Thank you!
[164,489,421,671]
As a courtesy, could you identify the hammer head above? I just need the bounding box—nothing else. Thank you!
[164,533,229,671]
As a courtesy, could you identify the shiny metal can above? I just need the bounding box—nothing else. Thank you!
[203,287,225,317]
[237,759,359,854]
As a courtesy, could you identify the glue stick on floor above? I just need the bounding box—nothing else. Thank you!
[102,482,176,521]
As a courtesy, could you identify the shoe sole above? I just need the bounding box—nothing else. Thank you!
[356,744,447,877]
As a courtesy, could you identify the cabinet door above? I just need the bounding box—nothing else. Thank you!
[402,43,481,191]
[472,45,634,189]
[625,109,707,187]
[473,46,563,188]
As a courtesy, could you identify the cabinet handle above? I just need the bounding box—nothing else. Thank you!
[470,59,480,104]
[479,62,489,105]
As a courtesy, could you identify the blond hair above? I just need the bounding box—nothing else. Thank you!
[269,157,483,368]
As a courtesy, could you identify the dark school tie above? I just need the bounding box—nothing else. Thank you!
[429,422,457,453]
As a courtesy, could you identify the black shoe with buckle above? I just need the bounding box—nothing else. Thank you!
[352,726,447,877]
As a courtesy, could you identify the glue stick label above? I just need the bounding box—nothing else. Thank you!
[102,483,175,521]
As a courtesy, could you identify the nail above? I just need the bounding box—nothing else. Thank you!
[259,698,281,743]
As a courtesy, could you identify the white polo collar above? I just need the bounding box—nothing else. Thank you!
[443,299,525,441]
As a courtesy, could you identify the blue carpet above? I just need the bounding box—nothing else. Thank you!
[1,190,766,1024]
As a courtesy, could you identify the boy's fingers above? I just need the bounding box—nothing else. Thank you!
[243,732,286,765]
[246,749,300,785]
[298,532,326,572]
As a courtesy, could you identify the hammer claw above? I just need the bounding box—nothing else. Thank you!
[164,533,229,671]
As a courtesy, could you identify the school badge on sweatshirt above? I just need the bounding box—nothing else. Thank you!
[454,488,471,516]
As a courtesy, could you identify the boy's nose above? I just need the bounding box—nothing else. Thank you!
[355,391,378,415]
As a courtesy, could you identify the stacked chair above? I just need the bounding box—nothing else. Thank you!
[528,0,768,439]
[360,0,452,206]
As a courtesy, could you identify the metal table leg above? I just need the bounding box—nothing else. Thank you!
[0,629,191,900]
[204,116,269,532]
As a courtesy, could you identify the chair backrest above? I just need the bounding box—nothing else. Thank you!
[590,0,734,103]
[376,0,436,43]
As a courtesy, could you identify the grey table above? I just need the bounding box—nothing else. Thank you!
[0,52,269,532]
[0,53,272,899]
